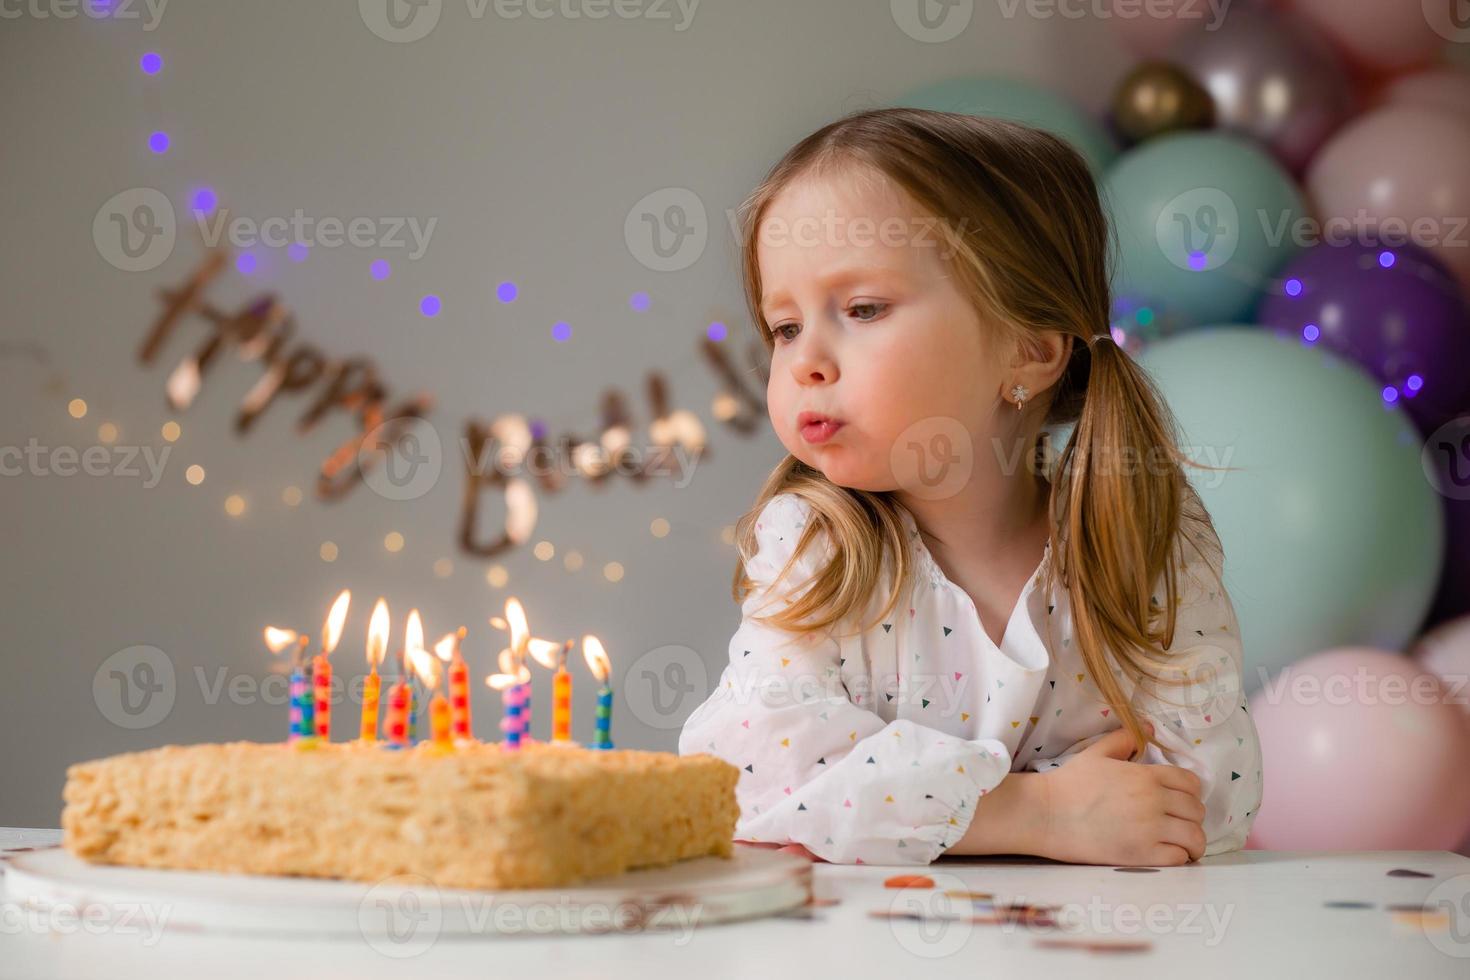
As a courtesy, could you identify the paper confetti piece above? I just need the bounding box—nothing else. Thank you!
[884,874,935,889]
[1323,901,1374,909]
[1386,868,1434,879]
[1034,937,1153,954]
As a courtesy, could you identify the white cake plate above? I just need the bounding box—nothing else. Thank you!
[3,844,812,940]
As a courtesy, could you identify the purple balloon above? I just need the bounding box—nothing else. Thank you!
[1257,242,1470,434]
[1168,3,1354,174]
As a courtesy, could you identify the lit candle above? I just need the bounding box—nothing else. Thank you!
[264,627,309,742]
[584,635,613,750]
[313,589,351,741]
[386,610,424,750]
[410,645,451,751]
[486,597,560,747]
[360,598,390,741]
[434,627,472,743]
[487,645,530,750]
[551,640,574,742]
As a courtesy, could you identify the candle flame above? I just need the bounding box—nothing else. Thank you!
[405,608,424,660]
[408,645,441,689]
[366,598,390,671]
[485,663,531,690]
[488,616,508,631]
[583,634,610,681]
[321,589,351,656]
[433,625,467,663]
[527,638,562,669]
[263,626,298,654]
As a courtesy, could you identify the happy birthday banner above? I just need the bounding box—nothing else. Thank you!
[137,248,771,558]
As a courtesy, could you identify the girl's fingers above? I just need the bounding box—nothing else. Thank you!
[1162,787,1207,823]
[1159,815,1207,861]
[1154,764,1204,799]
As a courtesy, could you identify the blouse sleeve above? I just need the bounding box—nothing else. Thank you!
[678,492,1015,865]
[1025,514,1264,856]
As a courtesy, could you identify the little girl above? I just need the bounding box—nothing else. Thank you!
[678,108,1263,868]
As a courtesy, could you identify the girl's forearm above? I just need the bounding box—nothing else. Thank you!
[944,771,1051,857]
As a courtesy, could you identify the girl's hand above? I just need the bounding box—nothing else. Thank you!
[1035,723,1207,867]
[740,840,827,862]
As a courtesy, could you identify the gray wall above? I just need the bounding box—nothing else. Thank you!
[0,0,1139,827]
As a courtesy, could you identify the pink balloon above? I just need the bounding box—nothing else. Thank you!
[1415,615,1470,718]
[1106,0,1209,55]
[1277,0,1450,74]
[1249,648,1470,851]
[1307,105,1470,294]
[1376,67,1470,118]
[1416,615,1470,862]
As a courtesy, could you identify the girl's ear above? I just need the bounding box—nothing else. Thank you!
[1010,330,1073,395]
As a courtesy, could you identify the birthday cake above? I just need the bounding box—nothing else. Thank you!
[61,739,740,890]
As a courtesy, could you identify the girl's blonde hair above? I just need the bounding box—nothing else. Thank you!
[732,107,1231,759]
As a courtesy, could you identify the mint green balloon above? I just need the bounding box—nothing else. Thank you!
[1138,328,1444,691]
[1104,132,1305,328]
[896,77,1117,173]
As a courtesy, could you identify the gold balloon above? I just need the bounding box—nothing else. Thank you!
[1111,61,1215,146]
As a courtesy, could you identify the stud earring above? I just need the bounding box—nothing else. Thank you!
[1010,383,1029,411]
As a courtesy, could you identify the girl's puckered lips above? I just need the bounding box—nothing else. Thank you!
[797,411,845,444]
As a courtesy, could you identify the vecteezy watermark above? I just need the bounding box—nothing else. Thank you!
[890,0,974,43]
[625,187,709,273]
[94,188,176,273]
[892,0,1233,43]
[622,644,707,730]
[92,648,397,730]
[891,416,975,502]
[462,431,702,490]
[993,0,1232,29]
[1423,0,1470,44]
[360,417,445,502]
[1004,894,1236,945]
[356,872,703,955]
[0,0,168,30]
[0,439,170,488]
[1157,188,1240,272]
[357,0,700,44]
[1423,416,1470,502]
[0,898,172,946]
[1258,209,1470,252]
[1422,874,1470,959]
[195,208,437,260]
[1251,664,1470,710]
[93,645,176,729]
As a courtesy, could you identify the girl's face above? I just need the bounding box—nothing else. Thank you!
[758,170,1012,494]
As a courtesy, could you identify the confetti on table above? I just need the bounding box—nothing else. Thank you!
[806,896,841,908]
[942,889,996,901]
[1323,900,1374,909]
[1386,868,1434,878]
[1113,867,1161,873]
[884,874,935,889]
[1034,937,1154,954]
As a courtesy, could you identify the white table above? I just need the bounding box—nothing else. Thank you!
[4,828,1468,979]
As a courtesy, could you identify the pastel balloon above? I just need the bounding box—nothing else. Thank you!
[1375,66,1470,118]
[1256,241,1470,434]
[1415,615,1470,718]
[897,77,1117,173]
[1138,328,1444,688]
[1106,133,1305,326]
[1307,106,1470,294]
[1249,648,1470,851]
[1168,3,1354,173]
[1277,0,1450,74]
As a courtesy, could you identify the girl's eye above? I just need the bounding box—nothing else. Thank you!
[772,323,800,344]
[849,302,888,322]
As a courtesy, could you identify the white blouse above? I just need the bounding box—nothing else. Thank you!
[679,491,1263,865]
